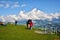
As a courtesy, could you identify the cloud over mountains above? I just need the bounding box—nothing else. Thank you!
[0,8,60,23]
[19,8,60,21]
[0,1,26,8]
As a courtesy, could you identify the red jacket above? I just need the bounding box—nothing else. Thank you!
[29,22,33,27]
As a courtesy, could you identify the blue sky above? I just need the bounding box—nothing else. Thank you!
[0,0,60,16]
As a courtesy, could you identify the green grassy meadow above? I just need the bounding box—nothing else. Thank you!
[0,24,59,40]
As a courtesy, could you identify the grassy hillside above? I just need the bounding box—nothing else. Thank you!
[0,24,59,40]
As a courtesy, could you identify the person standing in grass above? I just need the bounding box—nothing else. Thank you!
[26,19,33,30]
[29,21,33,30]
[15,20,17,25]
[57,27,60,39]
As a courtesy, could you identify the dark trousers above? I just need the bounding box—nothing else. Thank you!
[57,31,60,38]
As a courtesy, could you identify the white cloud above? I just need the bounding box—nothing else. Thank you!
[50,13,60,19]
[11,2,20,8]
[11,4,20,8]
[11,4,26,8]
[21,4,26,7]
[4,15,18,23]
[0,1,26,8]
[0,4,4,7]
[0,3,10,8]
[0,1,10,8]
[0,1,20,8]
[19,11,29,20]
[0,16,6,22]
[11,1,20,8]
[4,3,10,8]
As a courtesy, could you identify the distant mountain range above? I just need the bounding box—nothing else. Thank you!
[0,8,60,26]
